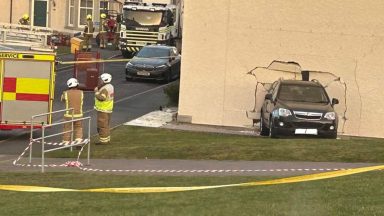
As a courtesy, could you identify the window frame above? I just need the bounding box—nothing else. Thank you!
[68,0,75,26]
[78,0,94,28]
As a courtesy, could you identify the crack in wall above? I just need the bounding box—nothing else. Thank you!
[352,59,363,134]
[246,60,349,135]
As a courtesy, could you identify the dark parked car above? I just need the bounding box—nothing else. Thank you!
[260,79,339,138]
[125,45,181,83]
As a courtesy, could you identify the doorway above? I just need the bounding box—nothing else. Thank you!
[34,0,48,27]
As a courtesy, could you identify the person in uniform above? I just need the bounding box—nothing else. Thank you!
[18,14,30,30]
[18,14,30,25]
[113,15,121,50]
[61,78,84,144]
[94,73,114,144]
[99,13,108,49]
[83,14,94,51]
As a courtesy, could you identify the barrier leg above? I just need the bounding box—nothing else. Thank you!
[41,128,45,173]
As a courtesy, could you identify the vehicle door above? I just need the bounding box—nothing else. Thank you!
[263,81,279,123]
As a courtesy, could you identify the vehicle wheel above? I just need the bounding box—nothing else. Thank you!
[259,113,270,136]
[269,118,278,138]
[125,77,132,81]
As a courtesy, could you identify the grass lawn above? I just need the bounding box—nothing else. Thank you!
[0,171,383,215]
[47,126,384,163]
[5,126,384,215]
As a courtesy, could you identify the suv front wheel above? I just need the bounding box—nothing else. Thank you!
[259,112,270,136]
[269,118,278,138]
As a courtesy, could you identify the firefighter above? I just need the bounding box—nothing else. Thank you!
[99,13,108,49]
[18,14,30,25]
[112,16,121,49]
[94,73,114,144]
[83,14,94,51]
[61,78,84,144]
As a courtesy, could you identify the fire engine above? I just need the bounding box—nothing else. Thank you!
[0,24,56,130]
[118,0,183,58]
[0,50,56,130]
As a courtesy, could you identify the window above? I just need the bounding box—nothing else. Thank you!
[278,84,329,103]
[68,0,75,26]
[137,47,170,58]
[79,0,94,26]
[100,0,109,15]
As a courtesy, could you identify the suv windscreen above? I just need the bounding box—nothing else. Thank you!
[277,84,329,103]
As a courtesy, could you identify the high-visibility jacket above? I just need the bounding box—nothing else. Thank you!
[61,89,84,118]
[94,84,114,113]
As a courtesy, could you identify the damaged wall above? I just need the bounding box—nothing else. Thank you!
[178,0,384,138]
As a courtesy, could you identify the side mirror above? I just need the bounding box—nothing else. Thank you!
[265,93,272,100]
[332,98,339,105]
[169,56,175,62]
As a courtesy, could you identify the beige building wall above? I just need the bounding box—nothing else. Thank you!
[179,0,384,138]
[0,0,29,24]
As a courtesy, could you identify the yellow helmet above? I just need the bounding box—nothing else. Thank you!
[86,14,92,20]
[101,13,107,19]
[22,14,29,20]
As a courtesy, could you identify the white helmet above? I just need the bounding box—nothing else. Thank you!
[100,73,112,83]
[67,78,79,88]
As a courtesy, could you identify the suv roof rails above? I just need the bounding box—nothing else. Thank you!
[152,3,167,7]
[311,79,321,84]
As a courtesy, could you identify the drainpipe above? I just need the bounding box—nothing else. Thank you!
[30,0,34,28]
[10,0,13,23]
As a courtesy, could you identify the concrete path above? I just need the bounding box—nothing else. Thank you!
[1,154,378,176]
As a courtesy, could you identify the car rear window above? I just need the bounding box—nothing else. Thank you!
[278,84,329,103]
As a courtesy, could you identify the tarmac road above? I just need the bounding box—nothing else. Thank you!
[0,47,171,154]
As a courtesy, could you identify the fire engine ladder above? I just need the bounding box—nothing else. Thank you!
[0,23,53,50]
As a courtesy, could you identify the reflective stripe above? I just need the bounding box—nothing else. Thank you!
[99,136,110,142]
[64,113,83,118]
[16,78,50,94]
[0,53,54,61]
[3,92,16,100]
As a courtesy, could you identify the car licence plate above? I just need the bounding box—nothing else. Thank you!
[137,71,150,76]
[295,129,318,135]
